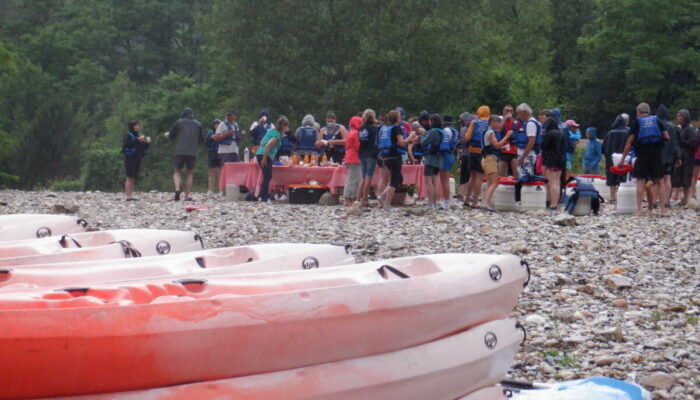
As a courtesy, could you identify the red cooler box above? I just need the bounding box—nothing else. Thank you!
[288,185,329,204]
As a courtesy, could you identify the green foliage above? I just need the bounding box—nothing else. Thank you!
[0,0,697,190]
[49,179,84,192]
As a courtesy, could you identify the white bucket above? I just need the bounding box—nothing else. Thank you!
[494,184,517,211]
[616,182,636,215]
[519,183,546,211]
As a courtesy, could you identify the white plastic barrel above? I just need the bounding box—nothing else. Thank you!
[593,178,608,201]
[225,184,245,201]
[494,183,517,211]
[616,182,636,215]
[519,182,546,211]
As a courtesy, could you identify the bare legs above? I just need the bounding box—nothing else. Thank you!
[208,168,220,194]
[482,173,498,208]
[439,170,450,205]
[609,185,619,202]
[467,172,484,208]
[636,179,666,216]
[173,168,194,200]
[124,177,135,200]
[543,167,561,208]
[424,175,439,206]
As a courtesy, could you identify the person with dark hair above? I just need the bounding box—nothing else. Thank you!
[672,109,697,204]
[418,113,444,210]
[320,112,347,164]
[214,110,242,164]
[358,109,379,208]
[540,117,567,210]
[656,105,680,206]
[122,120,150,201]
[256,116,287,202]
[457,112,475,199]
[250,109,275,150]
[498,105,518,177]
[377,110,411,209]
[205,119,222,195]
[603,115,630,202]
[438,115,458,209]
[618,103,670,216]
[164,107,205,201]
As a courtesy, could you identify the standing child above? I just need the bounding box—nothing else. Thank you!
[582,127,602,175]
[481,115,511,211]
[123,120,151,201]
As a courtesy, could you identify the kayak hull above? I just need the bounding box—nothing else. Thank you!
[56,319,522,400]
[0,214,87,242]
[0,254,526,398]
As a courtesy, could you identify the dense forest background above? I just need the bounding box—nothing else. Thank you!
[0,0,698,191]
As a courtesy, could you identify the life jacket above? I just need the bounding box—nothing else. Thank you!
[423,128,444,155]
[296,126,318,152]
[123,132,139,156]
[280,134,294,152]
[564,177,603,215]
[514,119,543,153]
[469,120,489,148]
[205,130,219,153]
[481,128,495,155]
[439,126,458,152]
[637,115,663,145]
[219,121,239,146]
[323,124,344,153]
[378,125,405,157]
[252,123,271,146]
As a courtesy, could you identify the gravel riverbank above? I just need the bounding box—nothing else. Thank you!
[1,190,698,399]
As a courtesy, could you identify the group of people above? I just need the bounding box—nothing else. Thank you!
[121,104,700,216]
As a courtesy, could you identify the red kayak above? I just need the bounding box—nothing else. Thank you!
[0,229,204,267]
[58,319,521,400]
[0,254,528,398]
[0,243,355,290]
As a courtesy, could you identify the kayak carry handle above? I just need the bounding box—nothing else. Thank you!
[500,379,535,390]
[246,257,253,263]
[194,234,204,248]
[0,269,11,274]
[515,321,527,345]
[110,240,142,258]
[195,257,206,268]
[58,287,90,295]
[173,278,208,286]
[77,219,88,228]
[0,269,11,282]
[59,235,82,248]
[520,260,531,287]
[377,265,410,279]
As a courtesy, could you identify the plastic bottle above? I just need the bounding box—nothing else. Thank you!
[303,154,310,165]
[292,153,298,165]
[244,147,250,163]
[321,153,328,166]
[311,154,317,165]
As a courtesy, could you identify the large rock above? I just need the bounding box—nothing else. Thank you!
[554,213,578,226]
[49,203,79,214]
[318,192,339,206]
[640,372,675,391]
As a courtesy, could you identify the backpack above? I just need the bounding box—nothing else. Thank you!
[564,177,604,215]
[637,115,663,145]
[469,120,489,147]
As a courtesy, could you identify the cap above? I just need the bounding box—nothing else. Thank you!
[443,115,455,124]
[226,110,236,116]
[564,119,580,128]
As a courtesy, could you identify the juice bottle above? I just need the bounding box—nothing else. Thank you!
[321,153,328,166]
[292,153,298,165]
[311,154,317,165]
[303,154,310,165]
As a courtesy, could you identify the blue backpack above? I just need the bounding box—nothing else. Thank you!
[637,115,663,145]
[564,177,603,215]
[439,126,458,152]
[469,120,489,147]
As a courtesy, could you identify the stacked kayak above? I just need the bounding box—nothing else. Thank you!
[0,243,355,290]
[0,213,88,241]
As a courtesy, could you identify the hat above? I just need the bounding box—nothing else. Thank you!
[443,115,455,124]
[459,112,470,122]
[226,110,236,116]
[418,110,430,121]
[564,119,580,128]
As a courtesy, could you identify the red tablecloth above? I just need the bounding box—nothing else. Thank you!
[219,162,433,197]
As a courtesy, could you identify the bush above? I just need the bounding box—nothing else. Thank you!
[82,148,123,191]
[49,179,84,192]
[0,172,19,189]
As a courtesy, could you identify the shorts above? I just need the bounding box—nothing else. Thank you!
[219,152,239,164]
[207,152,222,169]
[381,157,403,188]
[663,162,673,176]
[124,156,142,179]
[632,144,663,181]
[498,153,517,163]
[468,153,483,173]
[441,153,455,171]
[481,155,498,176]
[360,156,377,178]
[424,165,440,176]
[459,156,470,184]
[174,155,196,170]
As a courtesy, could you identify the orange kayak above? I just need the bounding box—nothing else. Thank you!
[0,229,204,267]
[0,254,527,398]
[57,319,521,400]
[0,214,87,241]
[0,243,355,290]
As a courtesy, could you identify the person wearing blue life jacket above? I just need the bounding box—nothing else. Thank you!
[205,119,222,195]
[377,110,412,209]
[618,102,670,216]
[293,114,320,157]
[457,112,476,200]
[514,103,541,180]
[438,115,459,210]
[214,110,242,164]
[480,115,512,211]
[249,109,275,150]
[122,120,151,201]
[277,124,296,159]
[582,127,602,175]
[463,106,490,208]
[358,109,380,208]
[418,114,444,210]
[319,112,347,164]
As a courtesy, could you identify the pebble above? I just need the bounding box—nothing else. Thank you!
[612,299,629,308]
[1,190,697,399]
